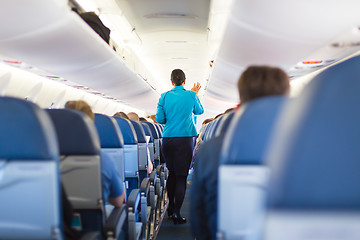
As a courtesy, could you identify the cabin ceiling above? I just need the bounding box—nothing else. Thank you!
[1,0,360,117]
[95,0,214,93]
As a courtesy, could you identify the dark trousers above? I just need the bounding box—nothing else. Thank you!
[162,137,194,214]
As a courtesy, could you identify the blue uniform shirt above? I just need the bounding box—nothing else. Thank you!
[156,86,204,137]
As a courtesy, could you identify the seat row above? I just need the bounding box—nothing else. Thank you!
[197,55,360,240]
[0,97,166,240]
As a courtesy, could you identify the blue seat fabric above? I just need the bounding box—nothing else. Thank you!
[0,97,58,160]
[47,109,100,155]
[267,55,360,210]
[94,114,124,148]
[142,121,159,139]
[113,117,138,144]
[221,96,287,165]
[129,120,147,143]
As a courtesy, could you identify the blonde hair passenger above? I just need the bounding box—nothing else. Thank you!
[65,100,94,121]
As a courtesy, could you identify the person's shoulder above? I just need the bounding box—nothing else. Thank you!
[186,90,197,98]
[160,90,171,98]
[100,152,115,169]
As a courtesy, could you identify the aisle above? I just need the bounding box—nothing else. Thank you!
[155,174,194,240]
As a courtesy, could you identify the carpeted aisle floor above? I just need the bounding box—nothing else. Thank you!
[156,173,194,240]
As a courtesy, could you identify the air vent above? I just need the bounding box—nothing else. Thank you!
[324,59,336,63]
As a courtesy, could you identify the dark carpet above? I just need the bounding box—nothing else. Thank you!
[156,172,194,240]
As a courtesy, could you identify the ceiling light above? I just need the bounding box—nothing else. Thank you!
[144,13,198,19]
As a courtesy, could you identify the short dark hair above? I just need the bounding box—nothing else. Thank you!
[171,69,186,86]
[238,66,290,103]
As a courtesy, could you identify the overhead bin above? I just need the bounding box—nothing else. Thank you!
[0,0,159,112]
[203,0,360,115]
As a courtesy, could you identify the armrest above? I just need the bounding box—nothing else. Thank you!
[149,171,156,185]
[140,177,150,195]
[79,231,101,240]
[127,189,141,212]
[156,165,163,173]
[160,171,165,188]
[103,204,127,240]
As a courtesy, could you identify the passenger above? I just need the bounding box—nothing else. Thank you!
[156,69,204,224]
[147,114,157,123]
[139,117,147,121]
[113,111,129,119]
[127,112,140,121]
[122,111,154,175]
[65,100,126,207]
[190,66,290,239]
[202,118,213,126]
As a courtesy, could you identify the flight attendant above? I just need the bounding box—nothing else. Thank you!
[156,69,204,224]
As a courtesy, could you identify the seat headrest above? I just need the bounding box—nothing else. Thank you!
[267,55,360,210]
[141,123,154,143]
[155,124,163,136]
[94,114,124,148]
[221,96,287,165]
[113,117,138,144]
[203,120,216,141]
[215,111,235,137]
[47,109,100,155]
[0,97,58,160]
[142,121,159,139]
[129,120,146,143]
[209,115,224,139]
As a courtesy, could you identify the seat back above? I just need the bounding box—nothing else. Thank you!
[47,109,104,230]
[154,124,163,138]
[142,121,161,163]
[94,114,125,182]
[0,97,61,240]
[141,123,155,164]
[264,55,360,240]
[203,120,215,141]
[218,165,268,240]
[218,96,287,239]
[129,120,149,181]
[208,115,224,139]
[215,111,235,137]
[113,117,139,190]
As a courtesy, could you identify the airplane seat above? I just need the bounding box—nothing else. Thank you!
[155,124,163,137]
[199,123,209,141]
[94,114,125,182]
[47,109,126,239]
[214,111,235,137]
[203,120,215,142]
[128,120,151,182]
[141,123,155,165]
[139,178,153,239]
[113,117,140,193]
[208,115,225,139]
[217,96,288,240]
[0,97,61,240]
[142,121,161,166]
[155,123,166,166]
[140,123,165,206]
[264,55,360,240]
[127,189,143,240]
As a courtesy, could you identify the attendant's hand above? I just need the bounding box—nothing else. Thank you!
[191,82,201,95]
